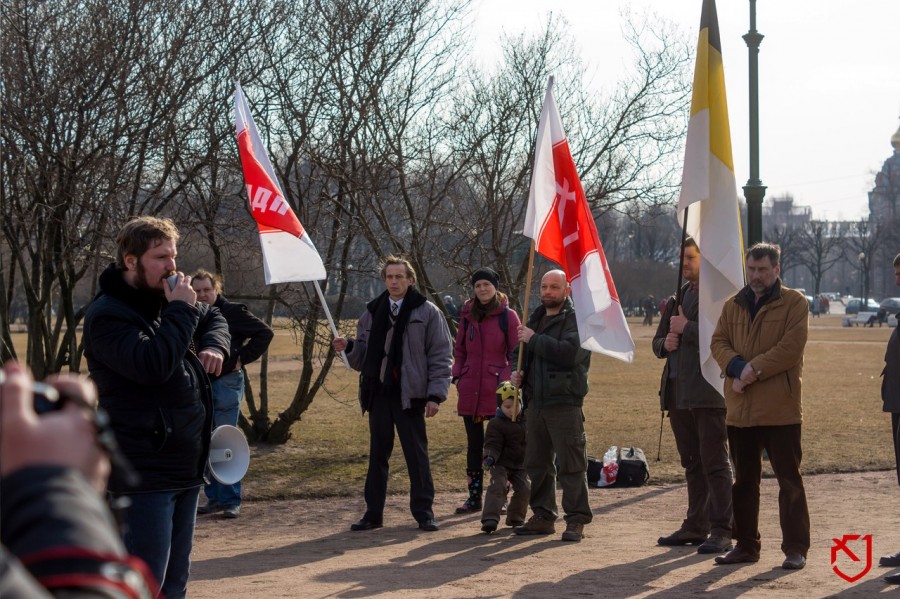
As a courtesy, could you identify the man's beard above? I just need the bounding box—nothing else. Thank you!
[135,261,167,296]
[542,297,564,310]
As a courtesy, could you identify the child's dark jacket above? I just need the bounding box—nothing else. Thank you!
[483,410,526,470]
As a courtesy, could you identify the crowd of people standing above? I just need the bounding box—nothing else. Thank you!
[7,224,900,596]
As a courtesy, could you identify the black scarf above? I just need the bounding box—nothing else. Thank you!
[361,287,427,390]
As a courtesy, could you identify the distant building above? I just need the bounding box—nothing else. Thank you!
[738,194,812,238]
[764,194,812,230]
[869,119,900,222]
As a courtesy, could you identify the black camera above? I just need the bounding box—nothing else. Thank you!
[0,371,60,414]
[31,382,62,414]
[0,371,140,489]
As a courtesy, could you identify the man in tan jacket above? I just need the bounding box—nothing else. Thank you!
[710,243,810,570]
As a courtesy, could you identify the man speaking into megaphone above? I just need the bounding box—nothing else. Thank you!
[192,269,274,519]
[83,217,231,599]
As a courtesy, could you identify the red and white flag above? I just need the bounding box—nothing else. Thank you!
[234,82,326,284]
[524,79,635,363]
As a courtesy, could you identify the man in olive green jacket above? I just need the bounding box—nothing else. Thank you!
[510,270,592,543]
[710,243,809,571]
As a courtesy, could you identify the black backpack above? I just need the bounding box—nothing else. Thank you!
[615,446,650,487]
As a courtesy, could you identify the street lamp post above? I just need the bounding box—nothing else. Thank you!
[743,0,766,247]
[858,252,867,309]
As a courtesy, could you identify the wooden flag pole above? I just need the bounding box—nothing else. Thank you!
[512,75,554,421]
[512,241,537,421]
[312,280,351,369]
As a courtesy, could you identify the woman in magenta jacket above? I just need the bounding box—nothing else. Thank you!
[452,268,521,513]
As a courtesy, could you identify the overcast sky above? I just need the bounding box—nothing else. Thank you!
[472,0,900,222]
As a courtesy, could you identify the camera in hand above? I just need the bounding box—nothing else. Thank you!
[14,375,141,489]
[31,382,62,414]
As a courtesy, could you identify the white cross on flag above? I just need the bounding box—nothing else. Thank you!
[234,82,326,284]
[524,79,635,363]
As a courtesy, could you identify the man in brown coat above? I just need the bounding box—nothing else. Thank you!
[710,243,809,570]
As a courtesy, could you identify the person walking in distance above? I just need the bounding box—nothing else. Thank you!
[652,236,733,555]
[332,255,452,532]
[192,269,273,519]
[710,243,810,570]
[451,267,520,515]
[642,295,656,326]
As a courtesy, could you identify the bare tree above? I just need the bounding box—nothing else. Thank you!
[0,0,702,448]
[0,0,282,376]
[796,220,845,295]
[202,0,473,443]
[765,224,802,286]
[2,0,145,375]
[434,12,692,313]
[846,219,882,305]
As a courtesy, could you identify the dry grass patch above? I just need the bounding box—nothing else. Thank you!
[242,314,896,501]
[12,315,896,501]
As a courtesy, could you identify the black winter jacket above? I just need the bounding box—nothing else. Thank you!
[211,295,273,378]
[83,264,230,493]
[883,319,900,413]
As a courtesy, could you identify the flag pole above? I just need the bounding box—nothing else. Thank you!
[312,280,351,369]
[657,205,691,461]
[675,205,690,304]
[512,75,556,421]
[512,240,536,421]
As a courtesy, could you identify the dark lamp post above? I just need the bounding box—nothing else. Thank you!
[743,0,766,247]
[858,252,867,308]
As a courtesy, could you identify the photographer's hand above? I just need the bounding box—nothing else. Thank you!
[0,361,110,493]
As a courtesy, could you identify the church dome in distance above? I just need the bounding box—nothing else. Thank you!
[892,119,900,151]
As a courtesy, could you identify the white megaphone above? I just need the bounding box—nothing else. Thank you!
[207,425,250,485]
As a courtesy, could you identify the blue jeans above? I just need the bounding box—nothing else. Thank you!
[122,487,200,599]
[204,369,244,507]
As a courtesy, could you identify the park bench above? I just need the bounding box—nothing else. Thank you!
[843,311,877,327]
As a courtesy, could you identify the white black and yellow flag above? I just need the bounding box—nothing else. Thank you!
[678,0,746,395]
